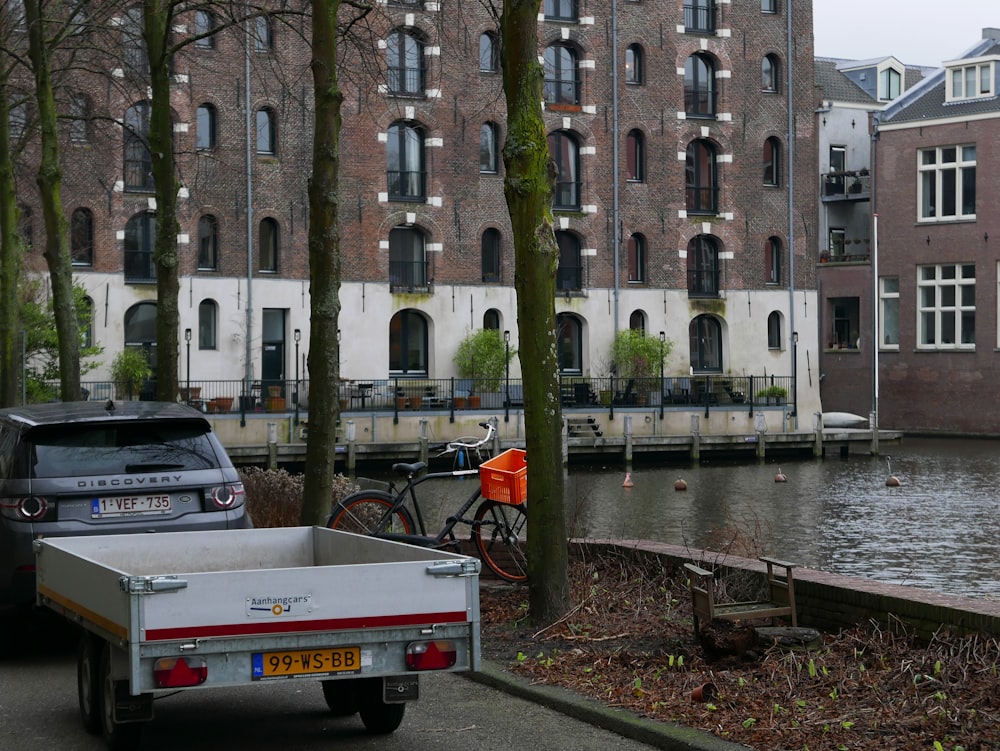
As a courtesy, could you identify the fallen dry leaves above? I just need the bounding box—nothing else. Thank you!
[479,548,1000,751]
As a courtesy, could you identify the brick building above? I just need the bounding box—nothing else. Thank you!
[13,1,819,420]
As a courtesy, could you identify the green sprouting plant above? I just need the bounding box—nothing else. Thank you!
[829,687,839,701]
[841,720,855,729]
[516,651,527,663]
[808,658,818,678]
[742,717,757,729]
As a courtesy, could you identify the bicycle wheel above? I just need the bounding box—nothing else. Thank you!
[328,492,415,536]
[473,499,528,582]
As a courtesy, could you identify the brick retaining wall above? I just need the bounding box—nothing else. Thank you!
[576,540,1000,641]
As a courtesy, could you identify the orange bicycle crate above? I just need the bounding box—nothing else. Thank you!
[479,448,527,505]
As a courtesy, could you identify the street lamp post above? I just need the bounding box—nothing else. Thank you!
[184,328,192,403]
[659,331,665,420]
[503,330,510,423]
[293,328,301,426]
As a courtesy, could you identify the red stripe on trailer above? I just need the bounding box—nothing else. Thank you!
[144,611,470,641]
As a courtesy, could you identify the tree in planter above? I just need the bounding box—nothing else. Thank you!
[609,329,672,402]
[453,329,517,405]
[111,349,151,401]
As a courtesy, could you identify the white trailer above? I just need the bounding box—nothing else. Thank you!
[34,526,480,750]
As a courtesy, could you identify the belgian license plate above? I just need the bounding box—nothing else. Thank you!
[91,494,172,518]
[252,647,362,681]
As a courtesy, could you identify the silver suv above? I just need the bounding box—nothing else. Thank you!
[0,400,251,609]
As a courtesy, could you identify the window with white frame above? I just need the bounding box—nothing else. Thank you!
[918,145,976,221]
[917,264,975,349]
[947,62,994,101]
[879,66,901,101]
[879,276,899,348]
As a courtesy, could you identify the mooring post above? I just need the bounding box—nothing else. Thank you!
[624,415,633,466]
[346,419,357,474]
[266,421,277,470]
[690,414,700,462]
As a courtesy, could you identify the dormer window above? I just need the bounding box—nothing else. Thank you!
[946,60,995,101]
[879,67,901,101]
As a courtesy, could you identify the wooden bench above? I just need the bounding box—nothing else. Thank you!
[683,556,797,633]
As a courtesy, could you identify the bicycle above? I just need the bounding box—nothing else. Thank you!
[326,420,528,582]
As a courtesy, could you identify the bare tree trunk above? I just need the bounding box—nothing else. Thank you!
[500,0,569,623]
[25,0,80,401]
[0,73,20,407]
[144,0,180,402]
[300,0,343,525]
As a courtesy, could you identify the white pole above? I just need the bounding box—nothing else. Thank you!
[872,213,879,429]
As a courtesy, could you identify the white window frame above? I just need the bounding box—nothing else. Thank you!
[946,61,995,101]
[917,145,976,222]
[916,264,975,350]
[879,276,899,349]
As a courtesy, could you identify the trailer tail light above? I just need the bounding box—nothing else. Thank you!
[209,482,244,510]
[1,495,52,522]
[153,656,208,688]
[406,640,457,671]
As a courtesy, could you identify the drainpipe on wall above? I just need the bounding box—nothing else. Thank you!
[785,0,797,429]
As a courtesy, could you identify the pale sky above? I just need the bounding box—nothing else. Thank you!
[813,0,999,68]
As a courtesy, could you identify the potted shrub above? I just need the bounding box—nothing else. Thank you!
[608,329,671,403]
[111,348,151,401]
[755,385,788,405]
[453,329,517,408]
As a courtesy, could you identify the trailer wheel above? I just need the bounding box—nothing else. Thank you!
[99,643,143,751]
[77,633,102,734]
[321,679,359,716]
[357,678,406,734]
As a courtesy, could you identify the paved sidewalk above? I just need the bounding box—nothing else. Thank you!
[468,661,751,751]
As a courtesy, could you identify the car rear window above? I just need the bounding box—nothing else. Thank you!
[23,420,223,478]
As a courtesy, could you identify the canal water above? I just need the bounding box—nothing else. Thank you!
[375,437,1000,600]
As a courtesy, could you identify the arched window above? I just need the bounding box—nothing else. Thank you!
[71,207,93,266]
[765,236,781,284]
[543,43,579,106]
[387,29,424,96]
[548,131,580,210]
[483,309,501,330]
[479,32,499,72]
[684,53,716,116]
[389,309,428,375]
[625,44,643,84]
[480,122,499,173]
[685,139,717,214]
[628,310,646,332]
[196,103,216,150]
[767,311,782,349]
[481,228,501,283]
[555,231,582,291]
[254,14,273,51]
[689,315,722,372]
[626,129,644,182]
[556,313,582,373]
[123,302,158,374]
[389,226,427,291]
[763,136,781,186]
[194,10,216,49]
[198,215,218,270]
[122,6,148,75]
[123,102,153,191]
[256,108,275,154]
[198,299,217,349]
[762,53,780,92]
[627,233,645,283]
[259,218,278,272]
[124,212,156,282]
[687,235,719,297]
[387,121,425,200]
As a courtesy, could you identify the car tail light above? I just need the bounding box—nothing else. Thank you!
[209,482,245,510]
[0,495,52,522]
[153,656,208,688]
[406,640,458,671]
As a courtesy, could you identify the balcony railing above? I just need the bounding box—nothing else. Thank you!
[387,65,425,96]
[389,259,431,292]
[686,185,718,215]
[822,171,870,201]
[557,263,583,292]
[124,249,155,283]
[683,1,716,33]
[687,268,719,297]
[386,170,426,201]
[553,180,581,211]
[544,77,581,106]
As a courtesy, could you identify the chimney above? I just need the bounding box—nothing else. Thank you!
[984,28,1000,42]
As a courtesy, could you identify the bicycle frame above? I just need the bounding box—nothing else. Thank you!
[383,467,484,546]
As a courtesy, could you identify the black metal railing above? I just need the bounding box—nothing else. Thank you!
[389,259,431,292]
[553,179,581,211]
[387,65,425,96]
[822,171,870,201]
[686,185,719,214]
[544,76,581,106]
[684,86,717,117]
[683,1,716,33]
[687,267,719,297]
[386,170,426,201]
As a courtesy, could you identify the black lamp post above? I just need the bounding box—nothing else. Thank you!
[293,328,301,425]
[659,331,665,420]
[184,328,191,402]
[503,330,510,423]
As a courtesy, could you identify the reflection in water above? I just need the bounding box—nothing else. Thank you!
[362,437,1000,599]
